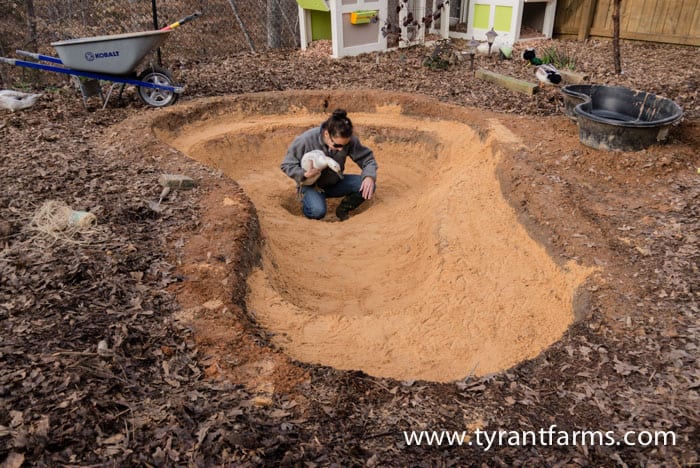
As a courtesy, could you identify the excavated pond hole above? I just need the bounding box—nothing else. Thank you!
[159,98,593,382]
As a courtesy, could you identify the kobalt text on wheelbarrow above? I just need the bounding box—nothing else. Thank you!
[0,12,200,108]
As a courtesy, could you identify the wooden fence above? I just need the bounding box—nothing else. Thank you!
[554,0,700,46]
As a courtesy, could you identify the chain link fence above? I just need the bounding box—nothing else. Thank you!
[0,0,303,86]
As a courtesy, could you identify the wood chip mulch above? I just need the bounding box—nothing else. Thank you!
[1,38,698,465]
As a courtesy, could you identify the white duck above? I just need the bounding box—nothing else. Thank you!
[535,64,562,85]
[300,150,343,186]
[0,90,42,112]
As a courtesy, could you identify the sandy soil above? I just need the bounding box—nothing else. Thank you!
[159,97,594,382]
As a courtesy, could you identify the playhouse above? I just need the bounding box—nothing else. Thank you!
[463,0,558,44]
[296,0,557,58]
[296,0,388,58]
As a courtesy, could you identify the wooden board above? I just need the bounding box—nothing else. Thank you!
[475,69,539,95]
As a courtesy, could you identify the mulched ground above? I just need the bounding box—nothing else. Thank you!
[1,38,698,465]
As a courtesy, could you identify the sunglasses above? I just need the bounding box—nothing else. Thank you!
[329,135,347,149]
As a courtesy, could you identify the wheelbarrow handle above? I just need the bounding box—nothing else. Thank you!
[160,11,201,31]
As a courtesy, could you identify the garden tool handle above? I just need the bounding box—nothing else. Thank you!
[160,12,201,31]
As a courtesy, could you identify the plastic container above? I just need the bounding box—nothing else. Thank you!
[69,210,97,227]
[350,10,378,24]
[561,84,683,151]
[560,84,595,122]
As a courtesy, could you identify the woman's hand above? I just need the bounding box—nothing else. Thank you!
[360,177,375,200]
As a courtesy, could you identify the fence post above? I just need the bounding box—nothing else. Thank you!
[151,0,159,29]
[151,0,162,65]
[578,0,596,40]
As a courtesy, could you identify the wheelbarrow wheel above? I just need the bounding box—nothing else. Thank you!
[137,66,179,107]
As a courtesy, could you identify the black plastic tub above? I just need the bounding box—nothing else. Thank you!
[561,84,683,151]
[560,84,595,122]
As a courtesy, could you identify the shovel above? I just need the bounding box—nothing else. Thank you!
[160,12,202,31]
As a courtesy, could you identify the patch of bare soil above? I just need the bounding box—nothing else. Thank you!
[169,177,309,394]
[1,38,698,465]
[159,97,594,383]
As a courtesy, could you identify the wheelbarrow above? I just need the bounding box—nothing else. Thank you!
[0,12,200,108]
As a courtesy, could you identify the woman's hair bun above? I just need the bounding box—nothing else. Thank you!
[324,108,353,138]
[332,109,348,119]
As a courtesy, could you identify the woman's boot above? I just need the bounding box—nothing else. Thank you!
[335,192,365,221]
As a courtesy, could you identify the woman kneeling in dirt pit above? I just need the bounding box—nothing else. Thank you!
[281,109,378,221]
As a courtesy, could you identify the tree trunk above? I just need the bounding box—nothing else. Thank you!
[24,0,41,85]
[0,40,8,87]
[612,0,622,74]
[267,0,282,49]
[25,0,38,52]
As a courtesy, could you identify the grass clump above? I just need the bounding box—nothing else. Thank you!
[540,45,577,70]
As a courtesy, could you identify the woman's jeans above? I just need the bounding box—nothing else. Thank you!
[301,174,364,219]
